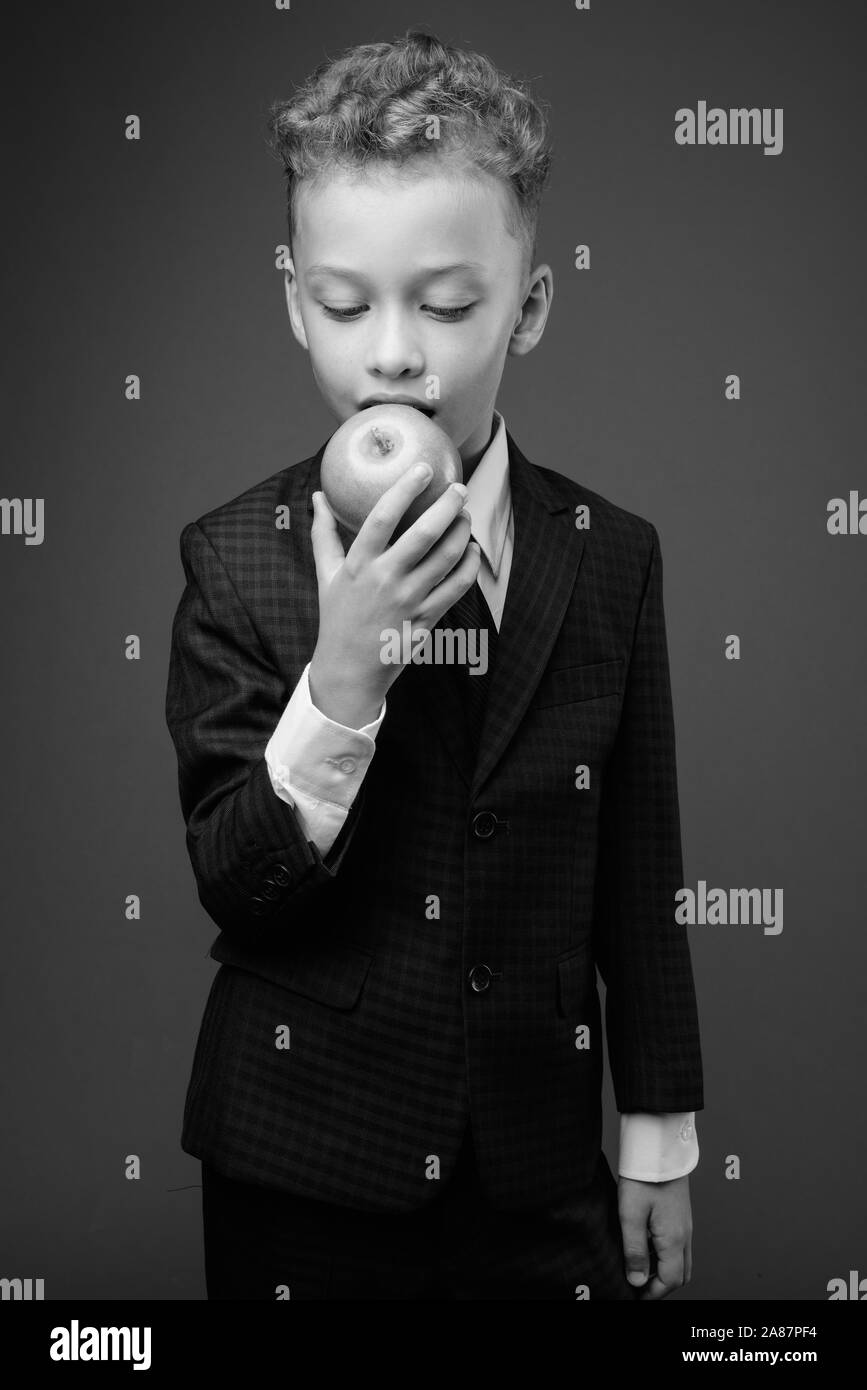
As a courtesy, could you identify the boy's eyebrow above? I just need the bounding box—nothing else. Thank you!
[304,261,488,282]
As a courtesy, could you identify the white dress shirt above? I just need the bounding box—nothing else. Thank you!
[264,409,699,1182]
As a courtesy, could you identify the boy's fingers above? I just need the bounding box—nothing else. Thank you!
[415,539,480,626]
[310,491,346,585]
[390,479,470,566]
[646,1242,685,1298]
[636,1274,669,1300]
[620,1212,651,1289]
[681,1226,693,1284]
[408,509,473,598]
[352,463,436,559]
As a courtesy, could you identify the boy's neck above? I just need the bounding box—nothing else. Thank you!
[460,412,497,485]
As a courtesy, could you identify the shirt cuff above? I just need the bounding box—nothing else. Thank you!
[264,663,385,855]
[618,1111,699,1181]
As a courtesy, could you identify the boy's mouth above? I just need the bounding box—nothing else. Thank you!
[358,396,436,418]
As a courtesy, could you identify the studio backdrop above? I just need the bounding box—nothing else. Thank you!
[1,0,864,1300]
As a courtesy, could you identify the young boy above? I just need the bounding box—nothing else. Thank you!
[165,29,703,1300]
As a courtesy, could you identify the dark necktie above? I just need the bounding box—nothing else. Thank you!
[441,577,499,753]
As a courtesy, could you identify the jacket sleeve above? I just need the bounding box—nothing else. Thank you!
[591,522,704,1113]
[165,519,365,939]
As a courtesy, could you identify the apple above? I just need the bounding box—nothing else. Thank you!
[320,404,463,539]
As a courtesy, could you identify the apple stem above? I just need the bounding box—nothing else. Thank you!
[369,426,394,456]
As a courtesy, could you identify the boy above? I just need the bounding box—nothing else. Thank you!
[165,28,703,1300]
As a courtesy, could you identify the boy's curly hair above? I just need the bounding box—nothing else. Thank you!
[266,28,552,275]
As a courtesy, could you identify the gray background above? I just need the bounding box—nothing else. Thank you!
[2,0,864,1299]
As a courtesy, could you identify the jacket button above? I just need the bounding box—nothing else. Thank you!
[270,864,290,886]
[260,880,280,899]
[249,896,269,916]
[472,811,497,839]
[468,964,494,992]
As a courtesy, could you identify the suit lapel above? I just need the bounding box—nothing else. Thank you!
[410,432,586,793]
[471,434,585,795]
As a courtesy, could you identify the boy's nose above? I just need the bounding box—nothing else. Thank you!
[367,317,425,377]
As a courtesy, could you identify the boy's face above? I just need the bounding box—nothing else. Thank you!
[283,159,552,475]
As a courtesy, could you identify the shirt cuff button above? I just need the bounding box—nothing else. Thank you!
[338,757,356,774]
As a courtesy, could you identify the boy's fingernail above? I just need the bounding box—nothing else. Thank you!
[626,1271,648,1286]
[415,463,433,480]
[453,482,468,498]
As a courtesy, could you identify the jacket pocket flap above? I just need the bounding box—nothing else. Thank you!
[209,935,374,1011]
[556,938,594,1016]
[534,658,624,709]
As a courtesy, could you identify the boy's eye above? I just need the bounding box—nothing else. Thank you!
[320,304,474,322]
[426,305,474,321]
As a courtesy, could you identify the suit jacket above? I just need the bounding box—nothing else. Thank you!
[165,429,703,1213]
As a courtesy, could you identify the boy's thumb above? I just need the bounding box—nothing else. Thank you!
[621,1226,651,1286]
[310,490,345,578]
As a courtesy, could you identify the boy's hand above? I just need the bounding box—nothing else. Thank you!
[618,1174,693,1299]
[308,464,480,727]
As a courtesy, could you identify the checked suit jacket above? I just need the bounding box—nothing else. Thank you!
[165,428,704,1215]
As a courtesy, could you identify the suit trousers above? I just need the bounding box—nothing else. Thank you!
[201,1123,640,1300]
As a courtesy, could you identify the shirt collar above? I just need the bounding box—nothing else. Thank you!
[463,409,511,580]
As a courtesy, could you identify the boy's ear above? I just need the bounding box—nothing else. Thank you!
[283,262,309,351]
[508,263,554,358]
